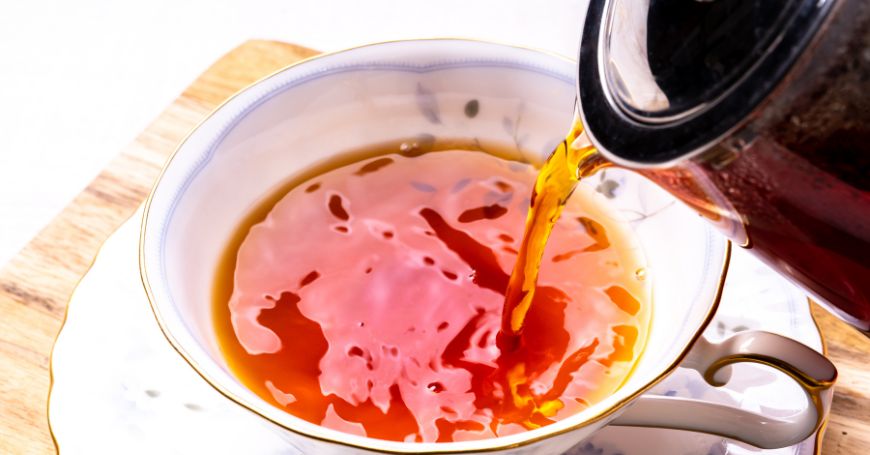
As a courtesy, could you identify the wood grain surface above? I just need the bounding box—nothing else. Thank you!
[0,40,317,454]
[0,39,867,455]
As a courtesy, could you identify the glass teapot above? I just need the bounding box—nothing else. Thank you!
[576,0,869,332]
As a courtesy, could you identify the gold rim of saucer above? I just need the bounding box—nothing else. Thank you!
[134,37,735,454]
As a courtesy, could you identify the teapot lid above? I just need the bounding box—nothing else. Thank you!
[577,0,833,166]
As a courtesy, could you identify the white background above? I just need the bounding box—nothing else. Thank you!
[0,0,586,266]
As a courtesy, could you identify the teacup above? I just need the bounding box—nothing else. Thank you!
[140,39,836,454]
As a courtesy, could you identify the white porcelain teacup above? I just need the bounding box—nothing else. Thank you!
[140,39,836,454]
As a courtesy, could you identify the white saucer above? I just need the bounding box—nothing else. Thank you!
[48,208,829,454]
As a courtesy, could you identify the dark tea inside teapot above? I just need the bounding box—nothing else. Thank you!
[576,0,870,332]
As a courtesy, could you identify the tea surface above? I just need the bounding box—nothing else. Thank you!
[213,144,649,442]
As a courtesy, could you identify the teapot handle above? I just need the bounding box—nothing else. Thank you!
[610,331,836,449]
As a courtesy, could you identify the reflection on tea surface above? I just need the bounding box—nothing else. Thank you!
[213,141,649,442]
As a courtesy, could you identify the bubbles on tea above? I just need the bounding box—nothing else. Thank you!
[427,382,446,393]
[635,267,647,281]
[355,157,394,176]
[441,270,458,281]
[299,270,320,288]
[327,193,351,221]
[457,204,509,223]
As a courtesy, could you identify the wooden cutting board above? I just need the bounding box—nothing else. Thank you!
[0,39,867,455]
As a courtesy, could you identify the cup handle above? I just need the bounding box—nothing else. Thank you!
[609,330,837,449]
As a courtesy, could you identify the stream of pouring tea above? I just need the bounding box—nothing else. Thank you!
[500,119,609,349]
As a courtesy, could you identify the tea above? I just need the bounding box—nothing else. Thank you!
[213,140,650,442]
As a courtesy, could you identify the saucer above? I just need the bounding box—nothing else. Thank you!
[48,208,829,454]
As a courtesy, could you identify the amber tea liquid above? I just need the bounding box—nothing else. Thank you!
[213,134,649,442]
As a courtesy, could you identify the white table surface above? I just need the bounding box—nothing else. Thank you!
[0,0,585,267]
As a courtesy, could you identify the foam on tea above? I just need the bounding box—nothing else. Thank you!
[213,142,650,443]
